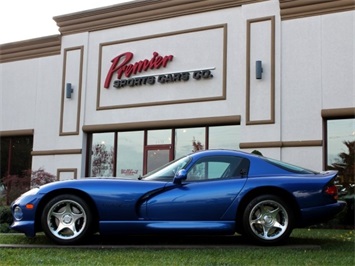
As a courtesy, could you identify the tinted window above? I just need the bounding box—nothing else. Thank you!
[187,156,249,181]
[264,157,318,174]
[143,156,191,181]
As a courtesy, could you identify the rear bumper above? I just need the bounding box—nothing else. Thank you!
[299,201,347,227]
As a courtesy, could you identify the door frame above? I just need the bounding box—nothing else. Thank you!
[143,144,173,175]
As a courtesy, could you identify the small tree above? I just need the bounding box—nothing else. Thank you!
[2,168,56,205]
[91,143,114,177]
[2,173,30,205]
[251,150,263,156]
[328,140,355,188]
[192,137,204,152]
[31,168,56,187]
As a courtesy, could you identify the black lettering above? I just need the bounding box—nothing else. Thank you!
[202,70,212,78]
[127,79,135,87]
[193,71,202,80]
[158,75,166,83]
[113,80,120,88]
[134,78,142,86]
[173,73,181,82]
[181,72,190,81]
[120,80,127,87]
[147,76,156,85]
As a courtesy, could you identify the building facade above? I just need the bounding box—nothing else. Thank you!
[1,0,354,182]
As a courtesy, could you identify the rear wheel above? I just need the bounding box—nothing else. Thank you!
[242,194,294,245]
[41,194,92,245]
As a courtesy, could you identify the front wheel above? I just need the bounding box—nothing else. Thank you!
[41,194,92,245]
[242,195,294,245]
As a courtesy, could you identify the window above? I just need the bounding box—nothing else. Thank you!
[117,131,144,179]
[187,156,249,181]
[265,157,317,174]
[175,127,205,158]
[326,118,355,186]
[87,125,240,177]
[209,125,240,149]
[0,136,33,178]
[89,133,114,177]
[147,129,172,145]
[143,155,191,181]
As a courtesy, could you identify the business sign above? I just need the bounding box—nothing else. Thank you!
[97,24,226,109]
[104,51,214,89]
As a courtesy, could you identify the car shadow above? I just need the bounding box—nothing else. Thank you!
[80,234,321,248]
[88,234,244,246]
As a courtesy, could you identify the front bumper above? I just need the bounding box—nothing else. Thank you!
[10,189,41,238]
[10,220,36,237]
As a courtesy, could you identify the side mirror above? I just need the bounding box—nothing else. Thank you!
[173,169,187,184]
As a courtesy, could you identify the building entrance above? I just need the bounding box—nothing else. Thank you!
[144,145,173,174]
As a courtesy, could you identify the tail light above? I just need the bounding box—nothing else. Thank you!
[324,184,338,200]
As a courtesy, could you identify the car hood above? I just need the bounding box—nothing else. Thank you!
[37,177,168,194]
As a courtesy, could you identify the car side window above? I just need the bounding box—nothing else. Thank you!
[187,155,249,181]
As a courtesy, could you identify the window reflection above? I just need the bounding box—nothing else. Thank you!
[209,125,240,149]
[0,136,33,178]
[326,118,355,188]
[88,125,241,177]
[147,129,172,145]
[117,131,144,179]
[146,149,170,173]
[90,133,114,177]
[175,128,205,158]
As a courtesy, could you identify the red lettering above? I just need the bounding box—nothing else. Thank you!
[104,52,133,88]
[162,55,173,67]
[104,52,174,89]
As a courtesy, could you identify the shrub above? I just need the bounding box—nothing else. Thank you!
[2,168,56,206]
[0,205,13,233]
[30,168,56,187]
[2,173,30,205]
[0,169,56,233]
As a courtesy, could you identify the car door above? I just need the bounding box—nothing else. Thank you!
[146,155,249,221]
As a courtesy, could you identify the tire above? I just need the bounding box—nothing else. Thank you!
[242,194,294,245]
[41,194,92,245]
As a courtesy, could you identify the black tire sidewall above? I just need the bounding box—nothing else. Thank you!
[41,194,92,245]
[242,194,294,245]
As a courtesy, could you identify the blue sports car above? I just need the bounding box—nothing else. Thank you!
[11,150,346,245]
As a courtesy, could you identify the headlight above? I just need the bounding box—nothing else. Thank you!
[13,206,23,220]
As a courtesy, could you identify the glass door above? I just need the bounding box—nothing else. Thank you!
[144,145,172,174]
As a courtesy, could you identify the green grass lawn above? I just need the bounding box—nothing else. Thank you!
[0,229,354,266]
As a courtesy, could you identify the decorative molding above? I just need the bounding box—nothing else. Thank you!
[53,0,267,36]
[240,140,322,149]
[59,46,84,136]
[321,107,355,119]
[82,115,241,132]
[280,0,355,20]
[246,16,275,125]
[57,168,78,180]
[0,35,61,63]
[1,1,353,62]
[0,129,34,137]
[32,149,82,156]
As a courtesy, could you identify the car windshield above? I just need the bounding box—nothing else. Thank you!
[142,155,192,181]
[264,157,319,174]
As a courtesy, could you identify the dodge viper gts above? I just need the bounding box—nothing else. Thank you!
[10,150,346,245]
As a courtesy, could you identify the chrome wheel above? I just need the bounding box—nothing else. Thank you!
[249,199,288,240]
[41,195,92,244]
[242,195,293,245]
